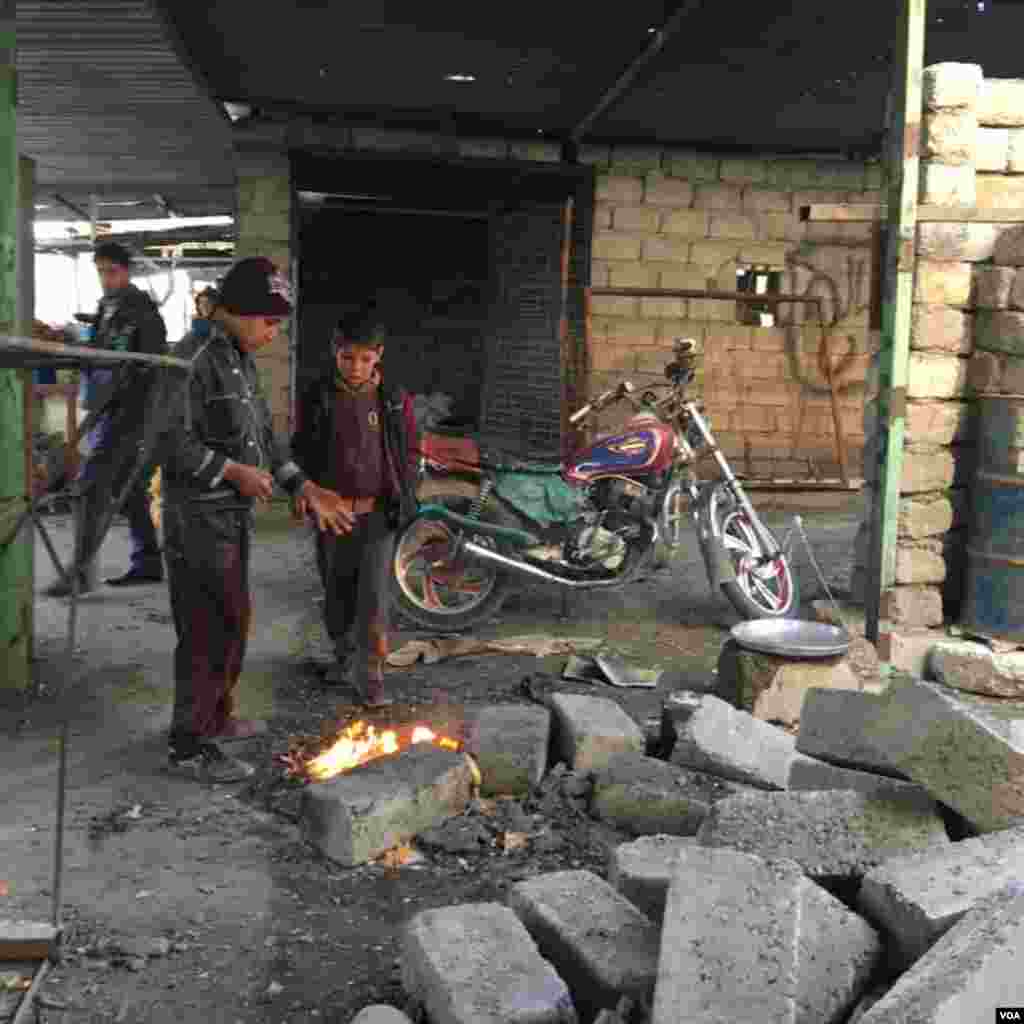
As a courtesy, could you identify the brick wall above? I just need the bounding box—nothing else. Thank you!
[853,64,1024,636]
[583,148,882,479]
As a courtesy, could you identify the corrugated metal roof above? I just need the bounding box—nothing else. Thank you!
[17,0,235,218]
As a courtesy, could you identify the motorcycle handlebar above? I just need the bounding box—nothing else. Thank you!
[569,382,637,425]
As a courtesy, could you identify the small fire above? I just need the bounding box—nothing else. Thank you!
[305,720,461,781]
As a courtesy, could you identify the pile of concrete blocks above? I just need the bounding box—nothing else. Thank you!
[386,681,1024,1023]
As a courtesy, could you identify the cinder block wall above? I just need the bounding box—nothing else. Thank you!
[854,63,1024,632]
[585,148,881,479]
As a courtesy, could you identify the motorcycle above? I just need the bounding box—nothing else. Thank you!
[390,338,799,632]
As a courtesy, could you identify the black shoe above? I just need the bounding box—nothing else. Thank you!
[167,743,254,784]
[105,569,164,587]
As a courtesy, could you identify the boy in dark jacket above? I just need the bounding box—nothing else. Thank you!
[291,308,419,706]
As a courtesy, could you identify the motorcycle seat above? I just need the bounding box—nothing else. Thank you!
[421,432,563,475]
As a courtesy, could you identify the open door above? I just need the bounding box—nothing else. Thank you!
[479,199,574,461]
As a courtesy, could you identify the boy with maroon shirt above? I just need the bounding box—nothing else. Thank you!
[291,308,419,706]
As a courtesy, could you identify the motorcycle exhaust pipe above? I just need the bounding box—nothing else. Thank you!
[461,535,655,590]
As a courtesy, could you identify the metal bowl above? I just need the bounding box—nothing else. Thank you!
[730,619,851,659]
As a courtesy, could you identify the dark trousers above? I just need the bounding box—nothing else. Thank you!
[164,501,252,752]
[316,503,394,686]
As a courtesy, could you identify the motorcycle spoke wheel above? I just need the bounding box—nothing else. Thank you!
[393,519,498,617]
[721,510,794,616]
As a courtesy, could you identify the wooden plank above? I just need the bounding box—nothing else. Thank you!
[865,0,927,652]
[802,202,1024,224]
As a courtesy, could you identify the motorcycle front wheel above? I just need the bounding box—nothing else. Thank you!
[390,493,510,632]
[709,492,799,619]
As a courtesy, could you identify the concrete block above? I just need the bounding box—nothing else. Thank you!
[979,77,1024,126]
[901,447,958,493]
[758,212,805,242]
[977,173,1024,209]
[351,1008,413,1024]
[742,188,793,214]
[905,401,971,445]
[465,704,550,797]
[693,183,743,211]
[591,752,744,836]
[928,641,1024,699]
[652,847,882,1024]
[857,884,1024,1023]
[977,127,1011,171]
[657,263,709,290]
[896,540,948,585]
[885,586,946,629]
[796,688,910,778]
[911,305,973,354]
[666,692,799,789]
[907,352,968,399]
[914,261,973,307]
[923,109,979,165]
[546,693,645,774]
[716,641,862,729]
[976,310,1024,356]
[607,263,659,290]
[974,266,1016,311]
[968,349,1004,394]
[1008,128,1024,172]
[886,629,945,677]
[900,494,956,540]
[301,746,474,866]
[917,222,999,262]
[639,297,687,320]
[1010,270,1024,311]
[786,757,933,800]
[919,163,977,206]
[663,151,720,182]
[608,835,697,923]
[658,209,709,237]
[642,175,694,207]
[858,825,1024,967]
[402,903,577,1024]
[707,213,758,240]
[697,789,949,882]
[611,205,660,233]
[923,63,983,110]
[590,295,639,319]
[592,233,642,262]
[739,241,790,267]
[863,677,1024,832]
[719,157,769,185]
[1003,353,1024,392]
[642,236,691,263]
[509,871,660,1021]
[596,176,644,204]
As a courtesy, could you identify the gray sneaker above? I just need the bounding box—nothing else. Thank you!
[167,743,254,784]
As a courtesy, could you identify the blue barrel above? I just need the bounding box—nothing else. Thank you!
[962,393,1024,643]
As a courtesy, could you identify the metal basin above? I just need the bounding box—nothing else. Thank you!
[730,619,851,659]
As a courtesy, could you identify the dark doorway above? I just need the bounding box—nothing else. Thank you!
[292,152,594,459]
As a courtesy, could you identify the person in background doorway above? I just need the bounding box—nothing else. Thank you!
[160,257,353,783]
[191,286,218,339]
[44,242,168,597]
[291,307,419,707]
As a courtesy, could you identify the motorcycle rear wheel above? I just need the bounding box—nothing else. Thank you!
[390,493,510,632]
[711,497,799,620]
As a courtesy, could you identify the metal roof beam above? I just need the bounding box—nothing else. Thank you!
[569,0,704,143]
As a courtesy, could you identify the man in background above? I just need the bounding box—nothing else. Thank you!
[45,242,168,597]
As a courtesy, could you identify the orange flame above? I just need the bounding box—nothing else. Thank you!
[306,720,461,781]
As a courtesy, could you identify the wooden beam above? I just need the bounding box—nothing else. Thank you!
[865,0,927,655]
[801,202,1024,224]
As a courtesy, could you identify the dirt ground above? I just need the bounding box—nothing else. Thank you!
[0,493,860,1024]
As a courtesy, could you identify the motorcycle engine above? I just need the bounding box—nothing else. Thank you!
[565,478,654,572]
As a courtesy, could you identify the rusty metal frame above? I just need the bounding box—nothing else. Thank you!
[589,285,851,487]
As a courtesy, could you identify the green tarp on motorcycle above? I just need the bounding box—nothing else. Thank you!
[492,466,586,529]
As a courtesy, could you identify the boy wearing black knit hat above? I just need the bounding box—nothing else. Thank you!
[160,257,353,783]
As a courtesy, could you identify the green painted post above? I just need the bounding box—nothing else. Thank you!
[865,0,927,664]
[0,1,30,692]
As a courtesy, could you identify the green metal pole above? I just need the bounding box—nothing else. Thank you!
[0,0,30,693]
[865,0,927,662]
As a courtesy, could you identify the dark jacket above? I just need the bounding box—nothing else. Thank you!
[160,323,307,508]
[291,372,420,528]
[79,284,168,411]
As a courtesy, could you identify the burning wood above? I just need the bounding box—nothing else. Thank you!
[278,719,463,782]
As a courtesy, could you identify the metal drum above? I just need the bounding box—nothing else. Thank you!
[962,393,1024,644]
